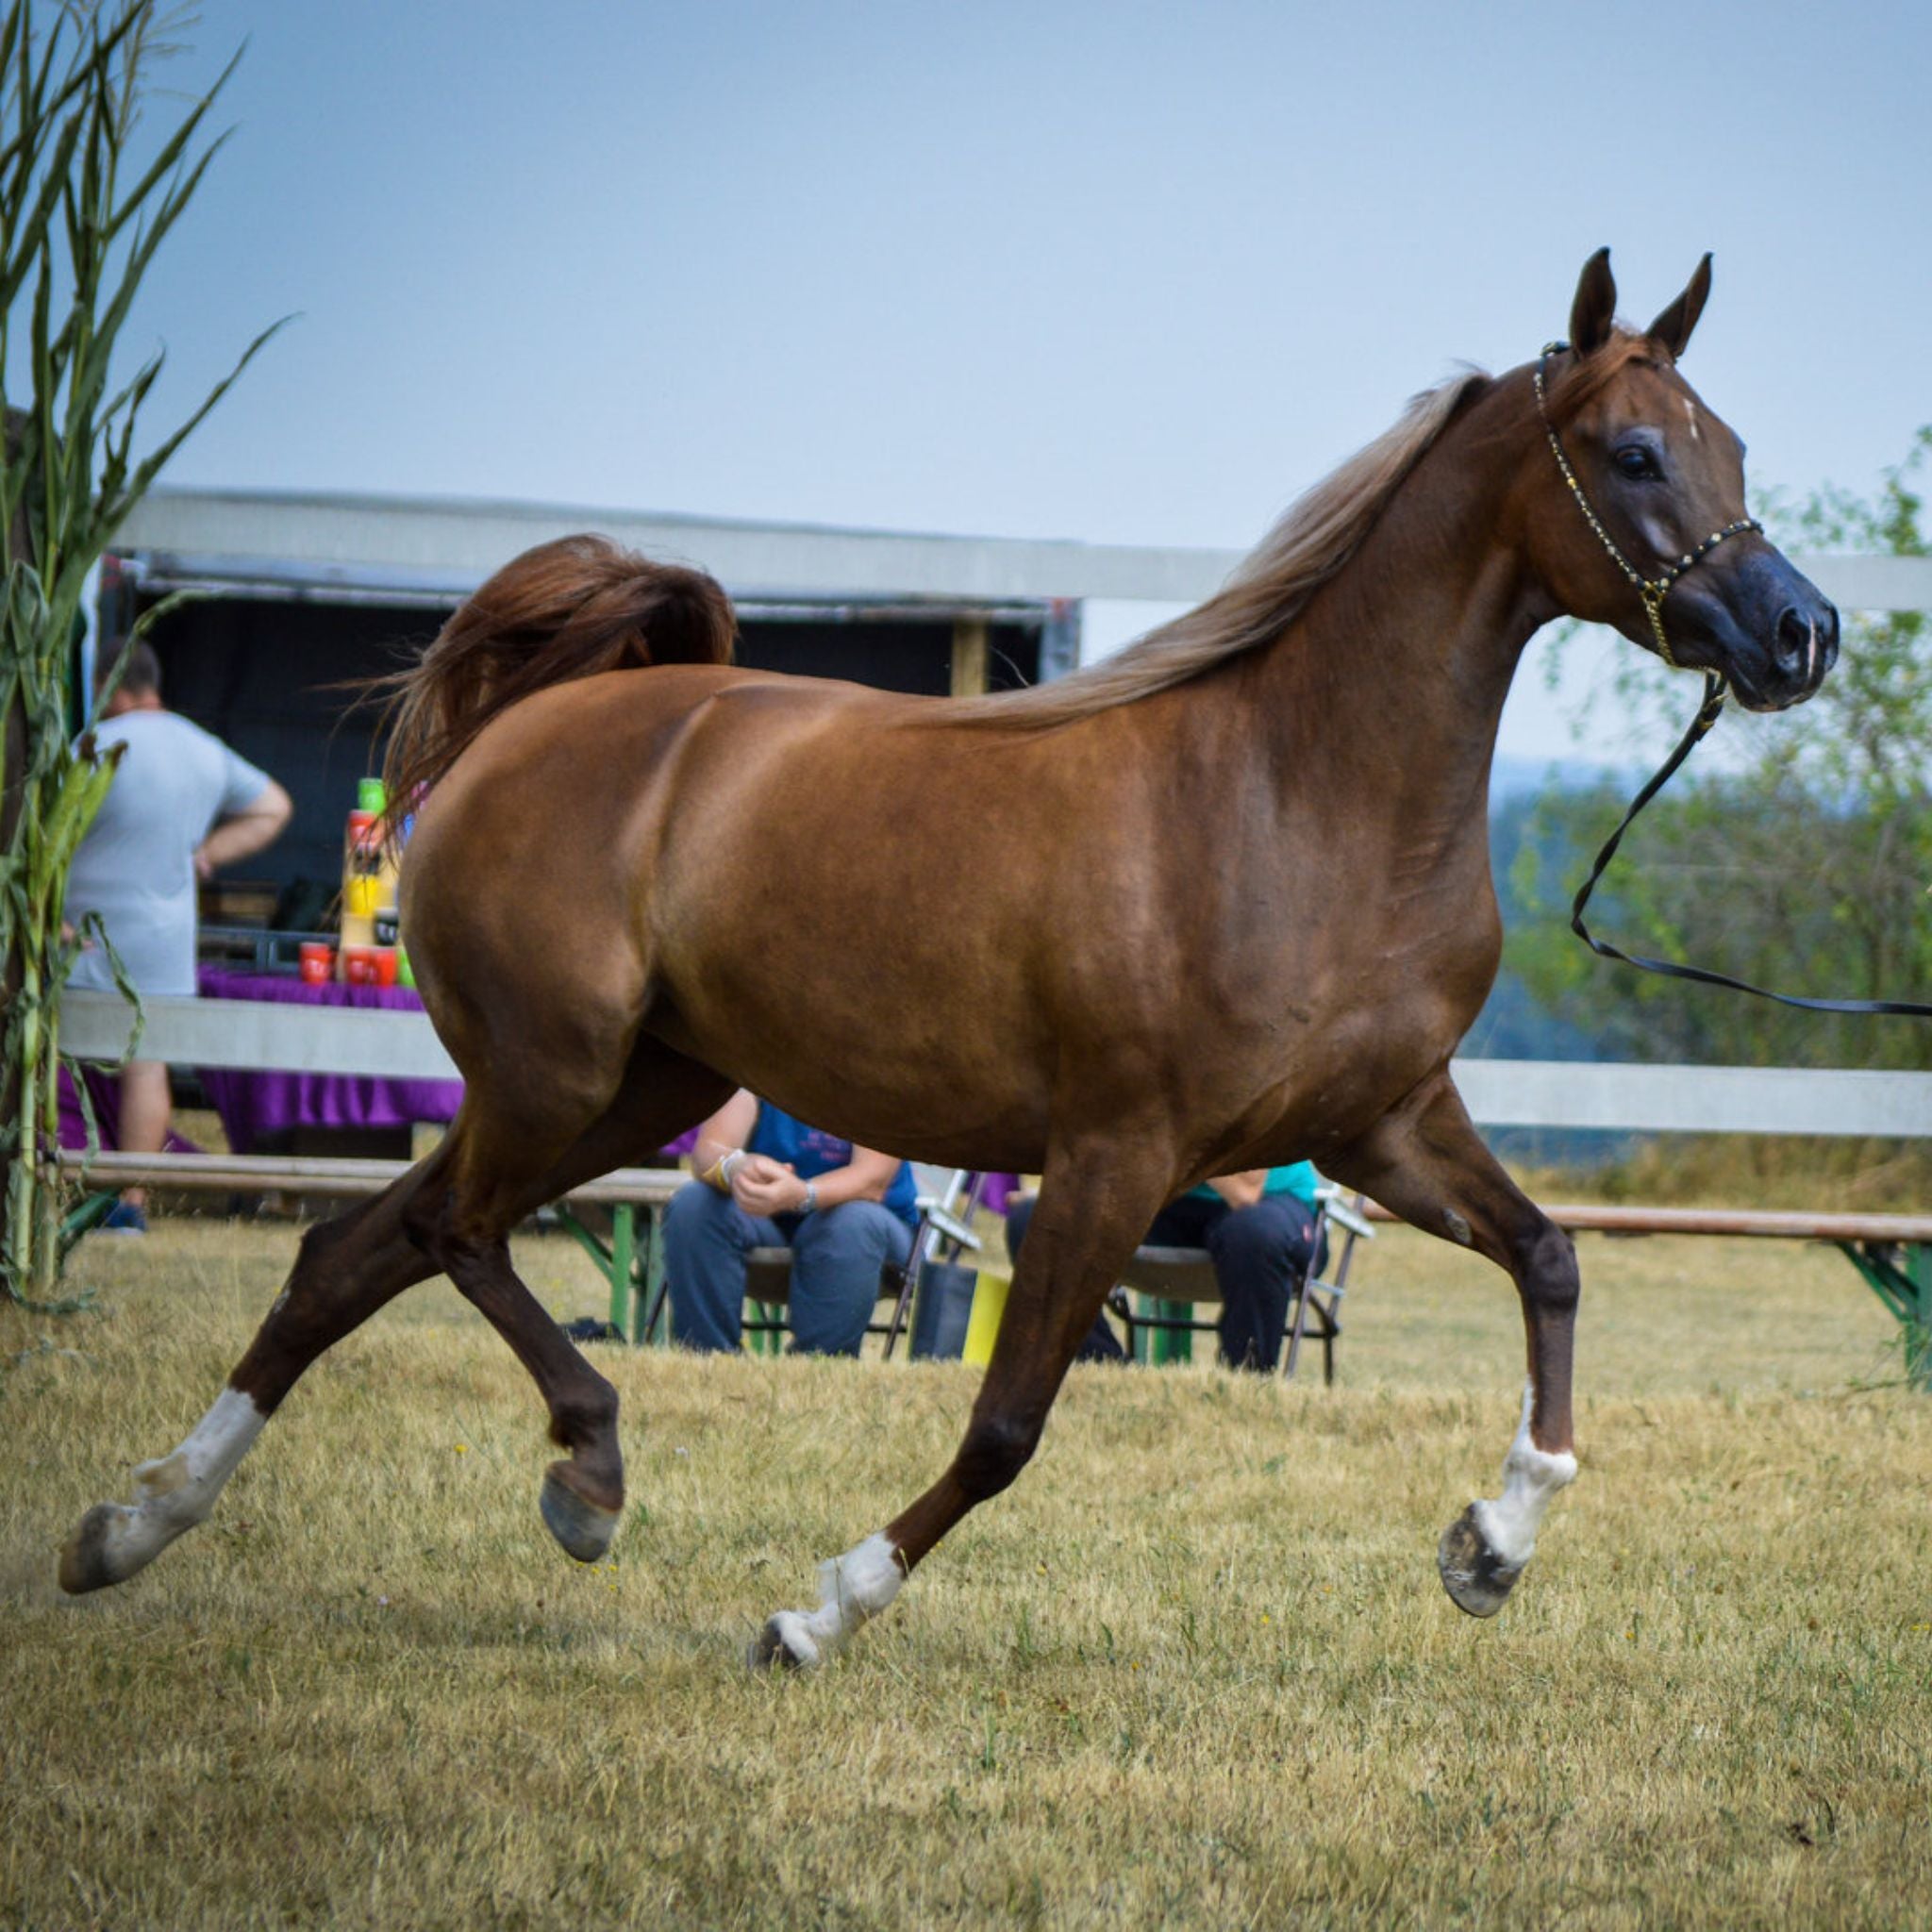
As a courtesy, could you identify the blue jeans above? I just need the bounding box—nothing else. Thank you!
[1005,1189,1322,1372]
[663,1179,913,1357]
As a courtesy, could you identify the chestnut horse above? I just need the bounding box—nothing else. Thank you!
[61,252,1838,1666]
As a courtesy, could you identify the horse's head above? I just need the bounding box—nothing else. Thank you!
[1519,248,1837,712]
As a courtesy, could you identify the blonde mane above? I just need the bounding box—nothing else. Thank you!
[940,368,1492,729]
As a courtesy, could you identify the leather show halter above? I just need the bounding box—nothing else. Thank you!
[1537,342,1932,1020]
[1535,341,1760,673]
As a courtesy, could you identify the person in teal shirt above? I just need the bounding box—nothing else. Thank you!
[1004,1162,1324,1370]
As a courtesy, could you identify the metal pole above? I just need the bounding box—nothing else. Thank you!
[608,1206,635,1337]
[640,1205,669,1346]
[1836,1240,1932,1391]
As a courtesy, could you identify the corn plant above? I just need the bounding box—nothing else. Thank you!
[0,0,278,1307]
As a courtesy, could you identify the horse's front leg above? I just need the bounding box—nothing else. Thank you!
[751,1144,1166,1669]
[1328,1070,1580,1618]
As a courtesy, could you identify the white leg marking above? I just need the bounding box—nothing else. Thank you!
[68,1386,265,1588]
[1470,1382,1577,1571]
[765,1530,905,1667]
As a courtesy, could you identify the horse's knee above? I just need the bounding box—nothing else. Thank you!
[251,1217,364,1359]
[953,1410,1041,1502]
[1512,1219,1579,1314]
[279,1205,371,1290]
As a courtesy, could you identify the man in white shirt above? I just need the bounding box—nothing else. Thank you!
[64,640,293,1228]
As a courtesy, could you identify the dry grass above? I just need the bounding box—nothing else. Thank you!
[4,1217,1930,1930]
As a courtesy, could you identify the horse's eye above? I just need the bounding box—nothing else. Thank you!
[1613,444,1659,480]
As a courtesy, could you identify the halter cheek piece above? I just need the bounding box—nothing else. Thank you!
[1534,341,1759,673]
[1544,342,1932,1020]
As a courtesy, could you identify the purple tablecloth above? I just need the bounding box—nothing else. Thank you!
[57,1062,199,1155]
[195,965,465,1154]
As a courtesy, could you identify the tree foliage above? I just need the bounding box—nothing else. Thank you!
[1504,432,1932,1072]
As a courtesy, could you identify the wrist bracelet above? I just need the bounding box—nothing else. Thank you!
[797,1182,818,1214]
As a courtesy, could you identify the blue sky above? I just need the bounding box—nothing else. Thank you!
[120,0,1932,762]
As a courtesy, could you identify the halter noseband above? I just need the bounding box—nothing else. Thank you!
[1533,341,1760,674]
[1547,341,1932,1019]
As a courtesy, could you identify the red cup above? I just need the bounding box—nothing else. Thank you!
[373,947,398,988]
[342,946,378,987]
[298,941,335,985]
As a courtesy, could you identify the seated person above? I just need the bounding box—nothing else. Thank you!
[1006,1162,1325,1371]
[666,1090,919,1357]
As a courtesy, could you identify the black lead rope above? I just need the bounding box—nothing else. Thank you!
[1569,670,1932,1018]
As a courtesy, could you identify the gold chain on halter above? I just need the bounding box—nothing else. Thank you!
[1533,343,1760,671]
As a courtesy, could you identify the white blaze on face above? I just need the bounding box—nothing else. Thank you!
[764,1530,905,1666]
[1469,1382,1577,1570]
[1684,399,1700,441]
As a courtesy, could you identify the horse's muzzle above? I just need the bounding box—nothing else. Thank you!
[1679,555,1839,711]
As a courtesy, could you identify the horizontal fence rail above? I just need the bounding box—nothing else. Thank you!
[60,993,1932,1139]
[1449,1059,1932,1138]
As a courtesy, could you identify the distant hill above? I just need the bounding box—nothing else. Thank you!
[1490,752,1637,803]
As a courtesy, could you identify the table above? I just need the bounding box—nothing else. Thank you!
[194,965,465,1154]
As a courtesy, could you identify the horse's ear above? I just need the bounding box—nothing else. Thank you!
[1569,247,1617,356]
[1647,253,1713,361]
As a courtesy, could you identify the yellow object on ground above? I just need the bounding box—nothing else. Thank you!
[961,1266,1010,1365]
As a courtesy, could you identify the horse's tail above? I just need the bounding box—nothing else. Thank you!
[377,533,735,821]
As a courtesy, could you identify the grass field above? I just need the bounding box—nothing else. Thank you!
[4,1213,1929,1929]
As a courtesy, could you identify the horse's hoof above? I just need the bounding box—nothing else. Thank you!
[748,1611,819,1671]
[58,1502,144,1595]
[1437,1505,1524,1619]
[539,1467,620,1565]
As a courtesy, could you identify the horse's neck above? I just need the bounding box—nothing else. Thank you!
[1257,443,1545,858]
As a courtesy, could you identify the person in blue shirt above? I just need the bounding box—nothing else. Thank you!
[665,1088,919,1356]
[1004,1163,1325,1371]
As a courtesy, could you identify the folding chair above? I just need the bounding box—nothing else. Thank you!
[1108,1186,1374,1382]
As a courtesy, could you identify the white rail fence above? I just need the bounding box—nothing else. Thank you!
[59,993,1932,1141]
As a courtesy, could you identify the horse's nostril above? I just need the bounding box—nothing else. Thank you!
[1773,605,1818,677]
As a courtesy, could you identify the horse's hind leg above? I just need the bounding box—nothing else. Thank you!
[752,1141,1166,1669]
[61,1048,731,1594]
[60,1159,446,1593]
[403,1132,627,1564]
[403,1055,733,1565]
[1325,1070,1580,1619]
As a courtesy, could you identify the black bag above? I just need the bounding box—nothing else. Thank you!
[908,1261,979,1360]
